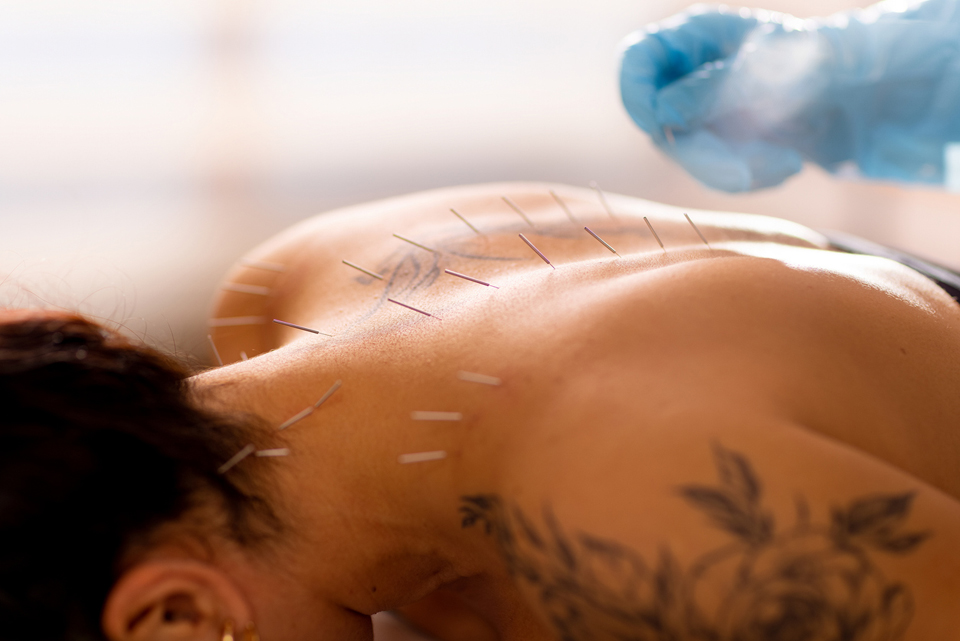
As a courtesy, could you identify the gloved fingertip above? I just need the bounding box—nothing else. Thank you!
[669,130,755,192]
[621,83,660,133]
[697,167,755,193]
[749,160,803,190]
[736,140,804,189]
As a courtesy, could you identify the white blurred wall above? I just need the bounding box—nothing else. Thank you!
[2,0,959,360]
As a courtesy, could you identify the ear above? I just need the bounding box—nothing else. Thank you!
[102,559,253,641]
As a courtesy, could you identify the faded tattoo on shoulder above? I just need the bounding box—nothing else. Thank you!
[460,444,931,641]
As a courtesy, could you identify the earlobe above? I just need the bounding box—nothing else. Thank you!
[221,620,261,641]
[102,559,252,641]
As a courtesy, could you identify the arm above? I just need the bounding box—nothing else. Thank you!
[620,0,960,191]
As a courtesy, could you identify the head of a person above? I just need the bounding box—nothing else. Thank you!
[0,309,279,641]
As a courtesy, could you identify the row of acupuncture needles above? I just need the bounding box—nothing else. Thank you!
[212,185,713,474]
[212,368,502,473]
[511,184,710,265]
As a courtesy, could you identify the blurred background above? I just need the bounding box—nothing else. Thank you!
[2,0,959,362]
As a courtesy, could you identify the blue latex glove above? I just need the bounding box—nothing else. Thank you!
[620,0,960,192]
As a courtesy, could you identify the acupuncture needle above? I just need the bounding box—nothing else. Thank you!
[398,450,447,464]
[218,444,256,474]
[222,283,271,296]
[589,181,618,221]
[444,269,499,289]
[518,233,555,269]
[342,260,384,280]
[450,208,482,235]
[684,213,711,249]
[583,226,621,257]
[393,233,438,253]
[457,371,501,386]
[550,189,578,224]
[388,298,441,320]
[273,319,333,336]
[502,196,534,227]
[240,259,286,272]
[643,217,666,252]
[207,334,224,367]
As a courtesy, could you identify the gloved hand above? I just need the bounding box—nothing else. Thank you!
[620,0,960,192]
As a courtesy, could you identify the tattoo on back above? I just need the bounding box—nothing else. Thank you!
[460,444,931,641]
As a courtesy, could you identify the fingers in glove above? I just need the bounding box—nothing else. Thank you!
[620,8,758,133]
[667,129,802,192]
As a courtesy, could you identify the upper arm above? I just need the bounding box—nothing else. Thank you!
[461,417,960,641]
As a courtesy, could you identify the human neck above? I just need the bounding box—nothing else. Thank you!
[189,344,495,614]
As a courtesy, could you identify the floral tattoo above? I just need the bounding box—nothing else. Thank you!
[460,444,931,641]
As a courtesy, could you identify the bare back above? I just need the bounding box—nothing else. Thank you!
[208,183,960,640]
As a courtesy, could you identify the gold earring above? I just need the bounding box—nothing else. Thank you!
[242,622,260,641]
[221,620,235,641]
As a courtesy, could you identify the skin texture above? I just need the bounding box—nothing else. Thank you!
[105,183,960,641]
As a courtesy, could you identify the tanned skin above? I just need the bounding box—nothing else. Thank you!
[105,183,960,641]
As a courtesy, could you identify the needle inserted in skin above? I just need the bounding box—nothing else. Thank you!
[207,335,224,366]
[388,298,441,319]
[208,316,267,327]
[222,283,271,296]
[218,444,256,474]
[518,233,555,269]
[457,371,501,386]
[589,181,618,221]
[273,319,333,336]
[278,406,313,431]
[277,381,341,431]
[444,269,499,289]
[240,259,286,272]
[342,260,384,280]
[502,196,534,227]
[411,411,463,421]
[393,233,438,253]
[643,217,666,252]
[550,190,578,224]
[684,213,711,249]
[256,448,291,457]
[398,450,448,464]
[314,380,342,408]
[450,208,482,235]
[583,226,621,257]
[240,351,249,361]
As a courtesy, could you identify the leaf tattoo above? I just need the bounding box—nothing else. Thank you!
[678,444,773,546]
[460,443,931,641]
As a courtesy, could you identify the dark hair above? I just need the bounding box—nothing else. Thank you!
[0,312,276,641]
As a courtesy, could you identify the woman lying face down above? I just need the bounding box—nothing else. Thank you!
[3,183,960,641]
